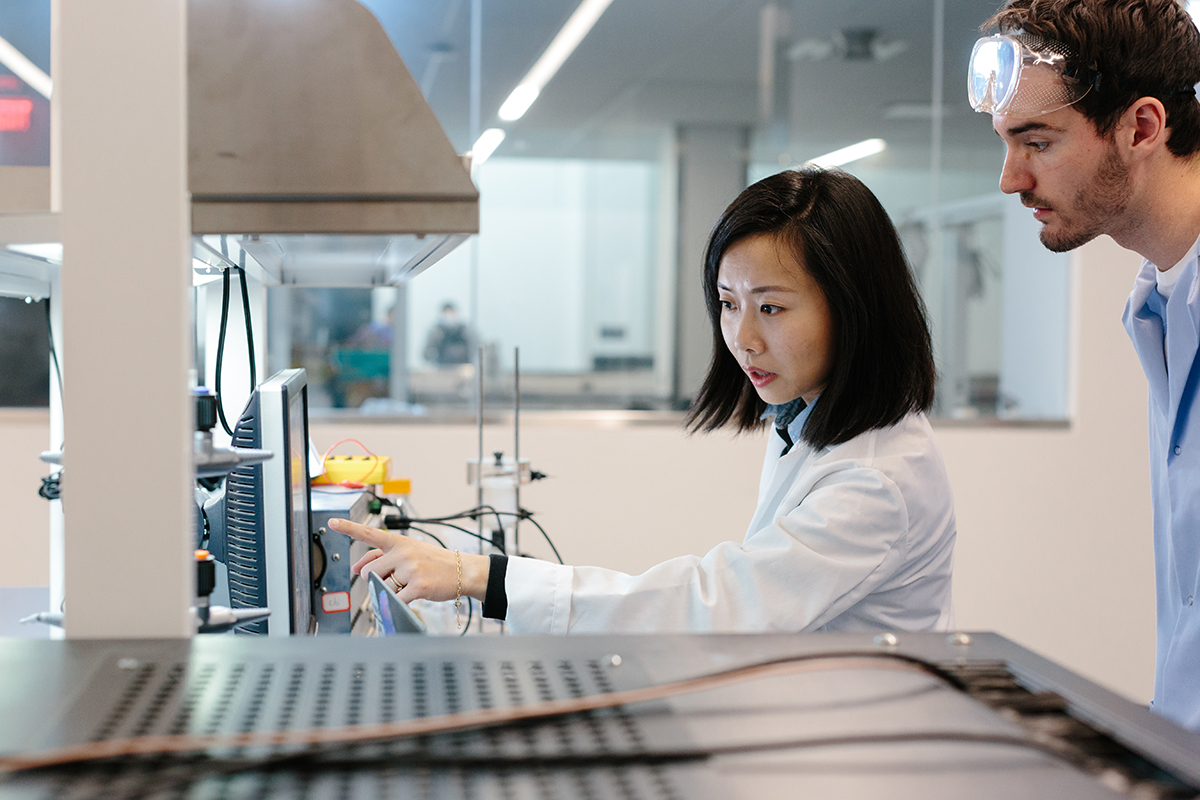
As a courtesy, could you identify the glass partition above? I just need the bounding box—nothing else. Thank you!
[269,0,1071,422]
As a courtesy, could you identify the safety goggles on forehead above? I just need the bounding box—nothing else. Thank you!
[968,33,1098,117]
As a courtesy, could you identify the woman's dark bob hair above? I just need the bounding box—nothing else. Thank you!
[686,168,936,450]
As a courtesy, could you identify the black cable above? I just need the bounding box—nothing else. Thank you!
[399,503,506,535]
[56,728,1096,800]
[18,651,971,780]
[515,512,562,565]
[41,299,65,489]
[198,505,210,550]
[459,596,473,637]
[43,299,62,411]
[199,730,1089,772]
[418,519,499,552]
[466,504,506,537]
[406,525,448,550]
[36,726,1101,800]
[445,509,563,565]
[379,501,561,563]
[37,473,60,501]
[236,262,256,391]
[214,267,234,436]
[29,650,1127,794]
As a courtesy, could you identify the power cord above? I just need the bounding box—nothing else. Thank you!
[213,263,258,438]
[37,474,60,501]
[380,501,564,564]
[0,651,996,774]
[460,596,474,636]
[390,514,498,552]
[405,524,448,550]
[198,504,210,550]
[214,267,234,436]
[236,262,256,392]
[41,299,64,502]
[43,298,62,406]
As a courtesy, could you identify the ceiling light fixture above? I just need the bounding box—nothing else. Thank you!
[471,128,506,166]
[805,138,887,168]
[0,35,51,99]
[497,0,615,122]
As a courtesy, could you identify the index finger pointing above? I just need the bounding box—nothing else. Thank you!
[328,517,396,549]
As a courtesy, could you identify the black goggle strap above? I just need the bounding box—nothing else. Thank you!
[1072,63,1197,100]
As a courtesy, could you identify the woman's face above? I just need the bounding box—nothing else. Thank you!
[717,233,834,406]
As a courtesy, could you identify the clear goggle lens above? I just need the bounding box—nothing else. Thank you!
[967,34,1089,117]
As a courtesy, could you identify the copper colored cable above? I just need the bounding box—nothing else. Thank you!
[0,652,957,775]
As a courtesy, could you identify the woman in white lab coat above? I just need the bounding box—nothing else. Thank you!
[331,167,955,634]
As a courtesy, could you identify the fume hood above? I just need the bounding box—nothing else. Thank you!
[2,0,477,291]
[188,0,479,286]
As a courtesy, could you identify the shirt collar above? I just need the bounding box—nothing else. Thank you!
[762,395,818,449]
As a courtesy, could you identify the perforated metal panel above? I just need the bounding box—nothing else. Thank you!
[8,648,702,800]
[226,393,267,634]
[5,633,1200,800]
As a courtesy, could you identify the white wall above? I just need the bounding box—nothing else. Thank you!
[0,408,50,586]
[943,235,1155,700]
[0,234,1154,699]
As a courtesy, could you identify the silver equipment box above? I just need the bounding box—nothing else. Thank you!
[0,632,1198,799]
[309,489,374,635]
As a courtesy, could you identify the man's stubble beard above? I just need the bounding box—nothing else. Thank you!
[1035,144,1131,253]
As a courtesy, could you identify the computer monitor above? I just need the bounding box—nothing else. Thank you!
[220,367,315,636]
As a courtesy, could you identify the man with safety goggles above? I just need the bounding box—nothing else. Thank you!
[971,0,1200,732]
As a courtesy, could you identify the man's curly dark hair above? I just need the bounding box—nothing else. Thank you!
[983,0,1200,156]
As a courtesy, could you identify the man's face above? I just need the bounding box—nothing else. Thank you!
[993,105,1132,252]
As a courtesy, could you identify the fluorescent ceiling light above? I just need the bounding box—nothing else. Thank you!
[499,84,540,122]
[471,128,506,166]
[0,35,51,99]
[497,0,615,122]
[806,138,886,168]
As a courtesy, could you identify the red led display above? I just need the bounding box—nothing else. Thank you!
[0,97,33,132]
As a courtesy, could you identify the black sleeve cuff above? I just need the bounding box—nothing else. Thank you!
[482,554,508,620]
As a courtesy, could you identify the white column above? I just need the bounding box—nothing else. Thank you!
[59,0,193,637]
[47,0,64,639]
[673,125,748,403]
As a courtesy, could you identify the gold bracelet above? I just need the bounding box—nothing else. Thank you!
[454,550,463,630]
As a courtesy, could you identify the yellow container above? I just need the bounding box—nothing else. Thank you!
[313,454,391,485]
[381,478,411,495]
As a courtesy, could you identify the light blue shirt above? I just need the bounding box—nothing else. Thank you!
[1123,232,1200,731]
[764,397,816,457]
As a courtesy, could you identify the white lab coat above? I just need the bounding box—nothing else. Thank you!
[505,412,956,634]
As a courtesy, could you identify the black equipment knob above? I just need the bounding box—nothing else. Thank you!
[195,549,216,598]
[194,388,218,432]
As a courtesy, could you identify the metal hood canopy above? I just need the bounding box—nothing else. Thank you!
[188,0,478,286]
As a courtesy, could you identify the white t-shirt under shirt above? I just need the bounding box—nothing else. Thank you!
[1157,254,1187,299]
